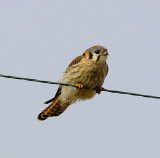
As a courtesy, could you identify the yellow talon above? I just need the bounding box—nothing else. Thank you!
[76,83,84,89]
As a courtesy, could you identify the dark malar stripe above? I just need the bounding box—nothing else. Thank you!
[89,52,93,59]
[96,55,101,61]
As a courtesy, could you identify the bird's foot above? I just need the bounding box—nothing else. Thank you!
[75,83,84,89]
[95,86,105,94]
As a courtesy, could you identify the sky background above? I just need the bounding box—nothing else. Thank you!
[1,0,160,158]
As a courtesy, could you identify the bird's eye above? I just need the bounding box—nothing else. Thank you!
[95,50,101,54]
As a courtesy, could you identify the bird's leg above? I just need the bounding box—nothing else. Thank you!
[75,83,84,89]
[95,86,105,94]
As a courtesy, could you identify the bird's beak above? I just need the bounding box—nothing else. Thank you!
[102,50,108,56]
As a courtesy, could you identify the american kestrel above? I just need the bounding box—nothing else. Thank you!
[38,45,109,120]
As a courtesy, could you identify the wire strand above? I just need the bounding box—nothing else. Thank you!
[0,74,160,99]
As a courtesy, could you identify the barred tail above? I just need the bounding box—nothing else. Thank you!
[37,96,70,121]
[38,96,60,120]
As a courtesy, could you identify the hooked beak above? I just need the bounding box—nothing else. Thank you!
[102,50,108,56]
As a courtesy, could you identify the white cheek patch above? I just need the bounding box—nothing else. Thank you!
[92,54,99,61]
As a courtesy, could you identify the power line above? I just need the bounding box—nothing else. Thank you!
[0,73,160,99]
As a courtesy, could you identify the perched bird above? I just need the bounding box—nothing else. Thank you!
[38,45,109,120]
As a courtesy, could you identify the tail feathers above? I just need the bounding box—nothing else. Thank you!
[37,96,70,121]
[38,96,60,121]
[50,104,69,117]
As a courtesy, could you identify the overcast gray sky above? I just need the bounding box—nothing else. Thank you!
[1,0,160,158]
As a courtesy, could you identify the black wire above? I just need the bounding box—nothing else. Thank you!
[0,74,160,99]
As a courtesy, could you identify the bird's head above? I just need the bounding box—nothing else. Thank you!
[83,45,108,62]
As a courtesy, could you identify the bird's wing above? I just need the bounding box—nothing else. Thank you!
[44,86,62,104]
[65,55,82,73]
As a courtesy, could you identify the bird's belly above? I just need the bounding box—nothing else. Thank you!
[78,68,106,88]
[61,86,96,101]
[75,89,96,100]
